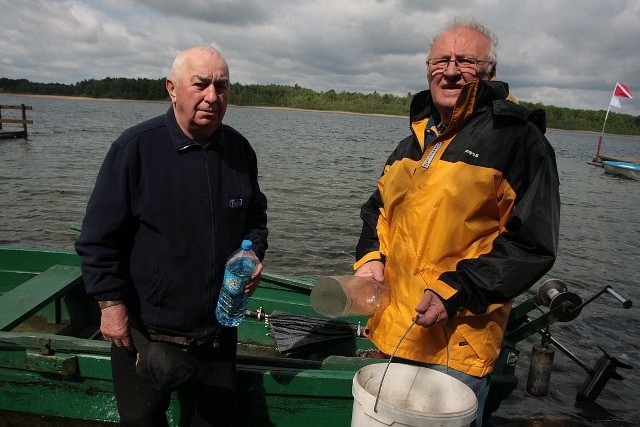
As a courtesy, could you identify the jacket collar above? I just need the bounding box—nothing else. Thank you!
[410,80,510,127]
[164,107,225,152]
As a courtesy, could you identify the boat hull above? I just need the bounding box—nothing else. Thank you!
[0,246,374,425]
[0,341,359,425]
[0,245,596,426]
[602,160,640,180]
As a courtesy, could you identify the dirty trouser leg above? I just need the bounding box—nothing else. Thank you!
[183,327,238,427]
[111,343,171,426]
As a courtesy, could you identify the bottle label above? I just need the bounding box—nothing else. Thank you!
[223,270,245,294]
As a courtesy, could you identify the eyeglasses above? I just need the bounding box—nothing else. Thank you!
[426,56,493,74]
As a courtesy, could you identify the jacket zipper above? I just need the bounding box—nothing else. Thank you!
[201,145,216,319]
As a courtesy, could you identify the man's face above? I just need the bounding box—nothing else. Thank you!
[427,28,495,119]
[167,51,229,142]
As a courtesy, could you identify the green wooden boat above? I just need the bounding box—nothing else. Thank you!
[0,246,632,426]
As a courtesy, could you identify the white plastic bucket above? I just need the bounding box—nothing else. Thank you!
[352,363,477,427]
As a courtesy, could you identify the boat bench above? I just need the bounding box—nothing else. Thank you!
[0,264,83,331]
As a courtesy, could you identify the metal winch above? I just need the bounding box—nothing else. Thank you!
[489,278,633,412]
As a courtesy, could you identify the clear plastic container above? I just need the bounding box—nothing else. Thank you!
[310,275,390,318]
[215,240,258,327]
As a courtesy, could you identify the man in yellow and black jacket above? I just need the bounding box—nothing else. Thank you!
[354,18,559,426]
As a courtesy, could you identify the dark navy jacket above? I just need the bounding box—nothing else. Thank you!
[75,107,268,339]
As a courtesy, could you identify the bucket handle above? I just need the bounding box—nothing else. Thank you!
[374,315,421,413]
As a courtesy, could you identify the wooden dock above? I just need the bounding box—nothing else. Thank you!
[0,104,33,140]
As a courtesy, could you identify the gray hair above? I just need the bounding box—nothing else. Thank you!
[428,17,498,73]
[169,46,229,82]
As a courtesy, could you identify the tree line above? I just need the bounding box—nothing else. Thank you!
[1,77,639,135]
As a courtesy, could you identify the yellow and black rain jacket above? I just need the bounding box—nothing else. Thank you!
[354,80,560,377]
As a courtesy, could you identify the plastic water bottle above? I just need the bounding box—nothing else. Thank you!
[216,240,259,327]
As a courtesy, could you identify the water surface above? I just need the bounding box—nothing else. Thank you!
[1,94,639,426]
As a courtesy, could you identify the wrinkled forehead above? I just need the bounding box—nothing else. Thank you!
[430,28,491,57]
[186,52,228,77]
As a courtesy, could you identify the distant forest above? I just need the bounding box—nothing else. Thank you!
[1,77,639,135]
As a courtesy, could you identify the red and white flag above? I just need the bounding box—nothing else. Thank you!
[610,82,633,108]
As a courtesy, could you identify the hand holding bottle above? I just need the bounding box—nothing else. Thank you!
[245,262,263,296]
[216,240,259,327]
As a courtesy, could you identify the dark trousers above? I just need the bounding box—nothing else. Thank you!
[111,328,238,427]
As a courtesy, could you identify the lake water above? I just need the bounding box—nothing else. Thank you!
[1,94,639,426]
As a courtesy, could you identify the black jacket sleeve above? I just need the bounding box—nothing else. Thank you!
[440,117,560,315]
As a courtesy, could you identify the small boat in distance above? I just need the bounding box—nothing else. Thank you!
[590,82,634,166]
[602,160,640,181]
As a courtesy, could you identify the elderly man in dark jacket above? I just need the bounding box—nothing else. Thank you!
[76,45,268,426]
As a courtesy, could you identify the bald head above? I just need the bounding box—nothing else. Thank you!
[170,46,229,84]
[166,45,230,143]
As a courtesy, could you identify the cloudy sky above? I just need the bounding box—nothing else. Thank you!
[1,0,639,115]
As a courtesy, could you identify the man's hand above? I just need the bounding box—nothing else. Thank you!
[415,290,448,327]
[100,303,133,350]
[355,260,385,283]
[245,262,263,296]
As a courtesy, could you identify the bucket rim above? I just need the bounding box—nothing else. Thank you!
[352,363,478,426]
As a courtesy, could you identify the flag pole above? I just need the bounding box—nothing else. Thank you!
[593,105,612,163]
[593,83,616,164]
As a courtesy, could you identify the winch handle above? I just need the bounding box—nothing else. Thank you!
[605,286,632,309]
[568,285,632,315]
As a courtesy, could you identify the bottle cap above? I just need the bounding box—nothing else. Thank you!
[241,240,252,250]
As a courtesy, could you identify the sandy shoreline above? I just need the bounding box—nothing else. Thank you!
[0,92,405,119]
[0,92,168,104]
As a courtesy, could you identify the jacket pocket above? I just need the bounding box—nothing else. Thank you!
[454,317,503,368]
[143,268,174,307]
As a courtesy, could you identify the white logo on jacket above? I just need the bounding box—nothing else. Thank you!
[229,198,243,208]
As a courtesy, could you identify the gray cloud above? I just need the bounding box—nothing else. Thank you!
[1,0,638,115]
[137,0,278,25]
